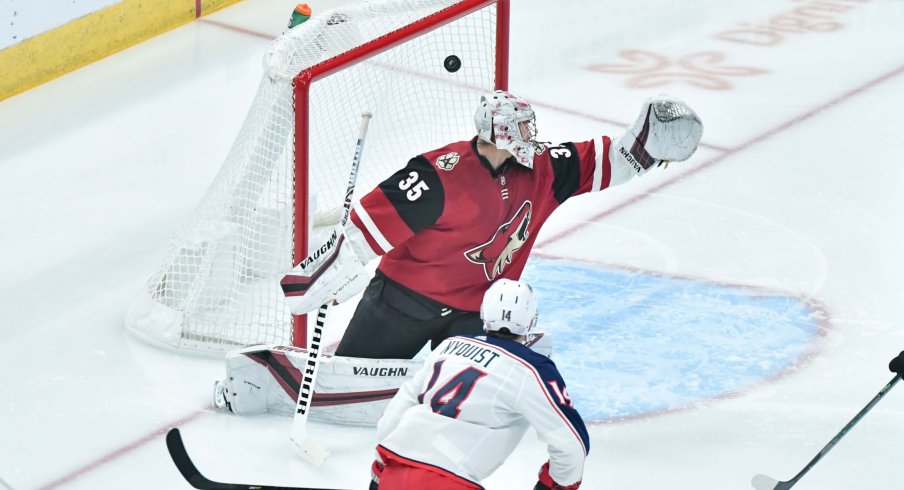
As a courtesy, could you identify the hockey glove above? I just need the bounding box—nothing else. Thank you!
[534,461,581,490]
[611,94,703,177]
[369,459,384,490]
[890,350,904,376]
[280,227,370,314]
[524,331,554,358]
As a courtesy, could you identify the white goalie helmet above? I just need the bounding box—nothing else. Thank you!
[474,90,541,168]
[480,278,538,336]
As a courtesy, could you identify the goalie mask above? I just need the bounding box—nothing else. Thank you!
[480,279,538,336]
[474,91,541,168]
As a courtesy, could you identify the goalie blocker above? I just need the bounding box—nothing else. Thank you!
[213,335,554,426]
[280,225,374,314]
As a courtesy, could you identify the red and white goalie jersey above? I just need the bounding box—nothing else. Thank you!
[375,334,589,487]
[349,136,617,311]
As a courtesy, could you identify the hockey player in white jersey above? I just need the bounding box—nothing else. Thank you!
[370,279,589,490]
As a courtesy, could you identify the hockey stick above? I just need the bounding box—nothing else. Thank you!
[751,374,901,490]
[0,475,14,490]
[289,112,373,467]
[166,428,349,490]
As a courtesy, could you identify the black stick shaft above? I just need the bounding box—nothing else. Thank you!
[166,428,348,490]
[779,374,900,489]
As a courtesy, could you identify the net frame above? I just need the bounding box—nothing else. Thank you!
[292,0,509,347]
[124,0,510,356]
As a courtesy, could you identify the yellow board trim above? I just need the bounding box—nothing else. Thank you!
[0,0,242,102]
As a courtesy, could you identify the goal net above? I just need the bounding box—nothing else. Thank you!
[125,0,509,355]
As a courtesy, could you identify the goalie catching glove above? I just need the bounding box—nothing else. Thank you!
[611,94,703,177]
[281,226,371,314]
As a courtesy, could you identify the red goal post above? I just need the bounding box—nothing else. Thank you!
[125,0,510,355]
[292,0,510,347]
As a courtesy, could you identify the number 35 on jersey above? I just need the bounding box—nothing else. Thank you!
[398,171,430,201]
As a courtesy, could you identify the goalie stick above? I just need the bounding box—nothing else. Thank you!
[166,428,349,490]
[751,374,901,490]
[290,112,373,467]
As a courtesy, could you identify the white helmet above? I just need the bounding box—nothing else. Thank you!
[480,279,538,336]
[474,91,541,168]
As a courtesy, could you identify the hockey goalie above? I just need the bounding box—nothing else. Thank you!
[214,90,701,425]
[280,90,703,360]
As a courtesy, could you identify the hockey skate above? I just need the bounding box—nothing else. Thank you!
[212,380,232,412]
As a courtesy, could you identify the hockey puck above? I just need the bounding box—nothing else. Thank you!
[444,55,461,73]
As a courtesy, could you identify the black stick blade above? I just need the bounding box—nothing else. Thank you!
[166,428,227,489]
[165,428,345,490]
[167,428,263,489]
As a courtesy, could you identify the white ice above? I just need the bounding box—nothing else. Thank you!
[1,0,903,489]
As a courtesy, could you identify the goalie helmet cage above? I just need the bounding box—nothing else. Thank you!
[124,0,510,356]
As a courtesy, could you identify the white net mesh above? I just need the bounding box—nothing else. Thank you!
[125,0,504,355]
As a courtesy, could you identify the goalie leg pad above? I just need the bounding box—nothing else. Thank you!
[214,345,422,426]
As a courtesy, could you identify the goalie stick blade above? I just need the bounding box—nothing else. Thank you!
[166,428,342,490]
[751,474,794,490]
[289,432,330,468]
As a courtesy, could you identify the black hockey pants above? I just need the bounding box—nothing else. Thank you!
[334,270,483,359]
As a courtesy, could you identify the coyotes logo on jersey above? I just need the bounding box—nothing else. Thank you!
[435,152,460,171]
[464,200,532,281]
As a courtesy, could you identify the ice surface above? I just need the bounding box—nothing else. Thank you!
[1,0,903,489]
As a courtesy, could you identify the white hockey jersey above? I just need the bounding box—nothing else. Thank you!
[376,334,589,487]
